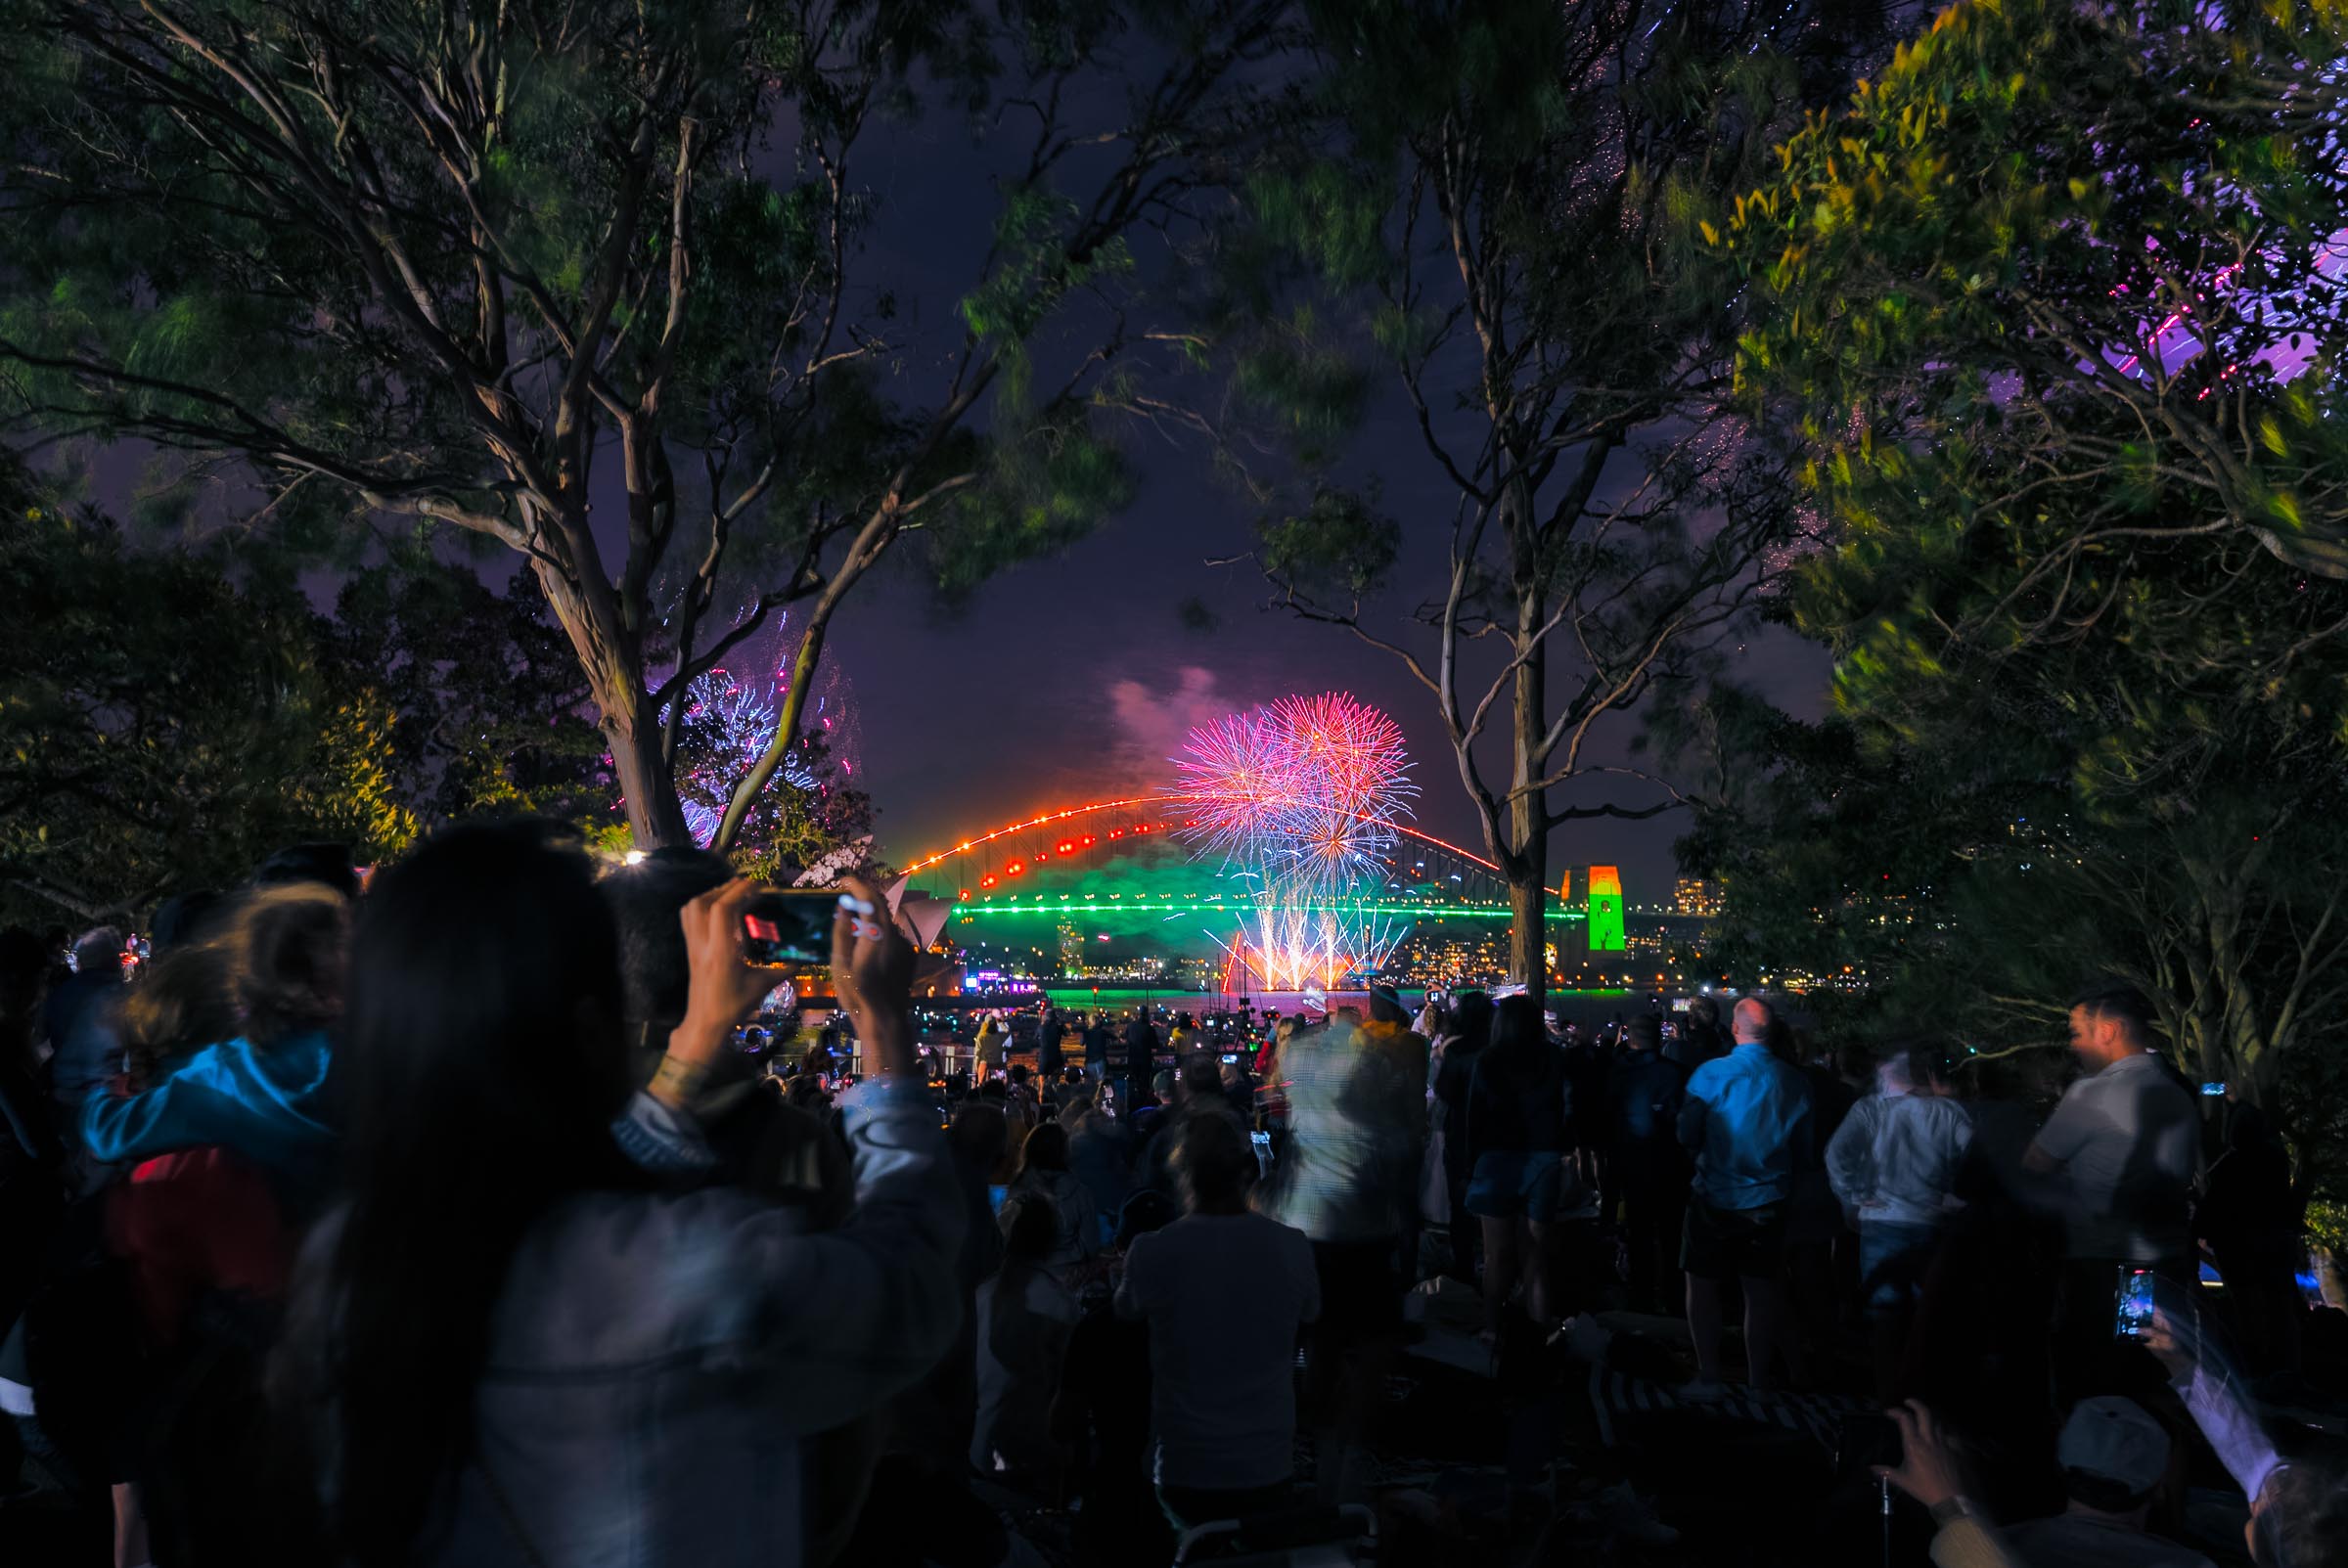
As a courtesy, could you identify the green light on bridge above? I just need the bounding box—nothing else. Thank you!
[952,899,1588,921]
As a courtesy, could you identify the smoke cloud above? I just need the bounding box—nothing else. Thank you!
[1104,665,1244,792]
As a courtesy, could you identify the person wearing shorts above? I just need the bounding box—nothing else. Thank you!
[1676,998,1813,1398]
[1680,1194,1789,1282]
[1465,1148,1565,1224]
[1463,996,1571,1344]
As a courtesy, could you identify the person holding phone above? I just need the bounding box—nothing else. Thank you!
[2024,982,2199,1401]
[2142,1310,2348,1568]
[277,824,964,1567]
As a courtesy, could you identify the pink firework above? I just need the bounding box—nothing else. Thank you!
[1175,693,1416,988]
[1259,693,1415,891]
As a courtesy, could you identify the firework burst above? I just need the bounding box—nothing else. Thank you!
[1174,693,1416,991]
[674,669,779,846]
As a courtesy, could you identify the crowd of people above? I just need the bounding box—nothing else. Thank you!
[0,824,2341,1566]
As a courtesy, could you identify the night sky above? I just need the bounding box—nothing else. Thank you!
[120,43,1833,902]
[759,75,1833,901]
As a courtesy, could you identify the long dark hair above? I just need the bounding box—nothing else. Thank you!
[318,822,638,1562]
[1017,1120,1070,1176]
[1483,995,1556,1091]
[1448,989,1496,1053]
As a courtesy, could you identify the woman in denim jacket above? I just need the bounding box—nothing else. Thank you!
[276,824,963,1568]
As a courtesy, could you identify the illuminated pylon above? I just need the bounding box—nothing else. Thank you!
[1582,866,1626,953]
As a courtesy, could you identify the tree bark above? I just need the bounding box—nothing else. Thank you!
[606,702,692,849]
[1508,575,1550,1007]
[1509,871,1549,1006]
[534,557,693,849]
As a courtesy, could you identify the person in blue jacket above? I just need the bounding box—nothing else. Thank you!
[82,882,346,1188]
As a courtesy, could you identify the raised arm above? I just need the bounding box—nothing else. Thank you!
[595,874,966,1435]
[82,1036,331,1170]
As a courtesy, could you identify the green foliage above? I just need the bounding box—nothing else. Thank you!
[926,405,1138,602]
[1723,0,2348,627]
[0,466,415,924]
[1683,0,2348,1196]
[322,562,615,830]
[1258,485,1398,600]
[1233,308,1372,464]
[0,1,1290,847]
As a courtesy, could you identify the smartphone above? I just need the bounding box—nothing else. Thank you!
[1833,1411,1902,1474]
[2114,1265,2157,1339]
[1221,1053,1239,1065]
[741,889,837,967]
[2199,1082,2227,1097]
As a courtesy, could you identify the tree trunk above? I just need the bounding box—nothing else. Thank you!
[532,558,693,850]
[1509,872,1549,1005]
[1508,588,1549,1008]
[607,705,693,849]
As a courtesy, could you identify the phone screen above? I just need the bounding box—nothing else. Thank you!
[742,890,835,967]
[2114,1266,2157,1338]
[1834,1411,1902,1473]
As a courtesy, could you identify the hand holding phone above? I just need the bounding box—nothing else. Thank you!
[2114,1266,2157,1340]
[830,873,917,1076]
[660,879,791,1094]
[2139,1307,2194,1382]
[741,889,839,968]
[1873,1401,1966,1513]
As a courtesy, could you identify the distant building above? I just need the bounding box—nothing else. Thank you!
[1674,876,1723,917]
[1584,866,1626,952]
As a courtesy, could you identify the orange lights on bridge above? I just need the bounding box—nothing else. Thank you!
[906,796,1502,888]
[899,794,1179,874]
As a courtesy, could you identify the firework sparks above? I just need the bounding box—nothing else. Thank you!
[1174,693,1416,991]
[674,669,779,846]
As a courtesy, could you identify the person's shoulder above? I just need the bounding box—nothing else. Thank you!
[1927,1093,1973,1124]
[1243,1208,1315,1254]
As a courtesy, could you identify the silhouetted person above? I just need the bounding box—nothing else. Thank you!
[1667,995,1725,1072]
[1607,1014,1689,1314]
[2195,1098,2303,1377]
[1431,990,1494,1284]
[1464,996,1569,1341]
[1116,1010,1158,1116]
[1037,1007,1068,1079]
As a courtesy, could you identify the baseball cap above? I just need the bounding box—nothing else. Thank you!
[2058,1396,2170,1502]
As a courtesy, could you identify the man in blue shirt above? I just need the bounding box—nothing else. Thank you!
[1676,997,1813,1398]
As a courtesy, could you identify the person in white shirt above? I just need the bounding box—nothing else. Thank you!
[2025,981,2199,1400]
[1115,1110,1319,1534]
[1825,1043,1972,1395]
